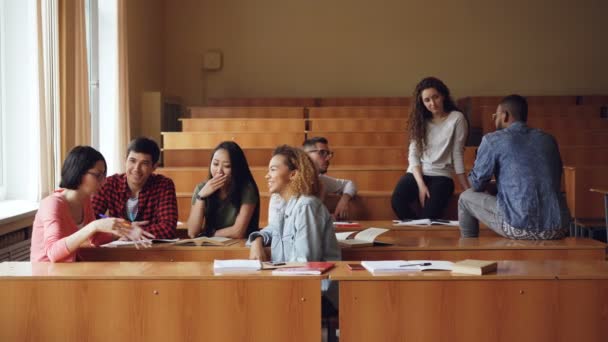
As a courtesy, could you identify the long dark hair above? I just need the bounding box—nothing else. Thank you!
[409,77,460,152]
[205,141,260,234]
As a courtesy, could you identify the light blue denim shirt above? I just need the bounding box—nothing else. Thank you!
[248,195,341,262]
[469,122,564,230]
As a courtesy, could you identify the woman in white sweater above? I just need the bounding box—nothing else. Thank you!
[391,77,470,220]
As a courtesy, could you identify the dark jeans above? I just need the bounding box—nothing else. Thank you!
[391,172,455,220]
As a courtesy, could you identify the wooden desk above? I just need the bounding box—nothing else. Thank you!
[0,261,322,342]
[334,220,499,238]
[341,236,607,261]
[78,236,606,262]
[331,261,608,342]
[78,241,252,262]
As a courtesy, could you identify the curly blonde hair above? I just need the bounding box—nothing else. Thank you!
[272,145,320,197]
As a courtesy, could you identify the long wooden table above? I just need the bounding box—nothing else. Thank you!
[78,241,252,261]
[78,236,606,262]
[331,260,608,342]
[333,220,499,238]
[341,235,607,261]
[0,261,322,342]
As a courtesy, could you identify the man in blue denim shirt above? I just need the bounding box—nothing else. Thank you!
[458,95,569,239]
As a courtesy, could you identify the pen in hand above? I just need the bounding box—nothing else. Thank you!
[399,262,432,268]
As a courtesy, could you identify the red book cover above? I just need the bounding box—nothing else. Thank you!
[271,262,335,275]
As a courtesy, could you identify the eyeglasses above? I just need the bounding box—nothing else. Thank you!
[307,149,334,159]
[87,171,106,181]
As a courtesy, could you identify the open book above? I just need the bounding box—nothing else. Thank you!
[335,227,390,247]
[271,262,335,275]
[393,219,459,227]
[174,236,239,247]
[361,260,454,275]
[213,259,261,273]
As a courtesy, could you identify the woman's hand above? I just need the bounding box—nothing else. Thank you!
[249,237,268,261]
[94,218,132,238]
[197,174,228,200]
[418,184,431,208]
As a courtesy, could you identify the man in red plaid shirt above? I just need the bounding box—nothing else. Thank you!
[92,137,178,239]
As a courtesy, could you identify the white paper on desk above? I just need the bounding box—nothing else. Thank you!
[213,259,262,272]
[361,260,454,274]
[101,240,138,248]
[100,239,178,248]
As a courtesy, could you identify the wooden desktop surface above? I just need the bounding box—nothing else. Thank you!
[0,261,322,342]
[332,261,608,342]
[342,236,606,261]
[77,236,606,262]
[334,220,498,237]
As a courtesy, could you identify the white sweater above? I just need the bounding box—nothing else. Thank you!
[406,110,467,178]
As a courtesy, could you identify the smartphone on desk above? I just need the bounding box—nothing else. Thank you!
[347,263,366,271]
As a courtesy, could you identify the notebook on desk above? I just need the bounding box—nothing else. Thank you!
[361,260,454,275]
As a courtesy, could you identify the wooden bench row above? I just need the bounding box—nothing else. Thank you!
[205,95,606,108]
[163,129,608,149]
[180,118,410,132]
[162,131,412,148]
[162,146,477,167]
[476,105,607,133]
[159,166,405,192]
[162,144,608,168]
[188,106,412,119]
[205,97,411,107]
[174,190,460,223]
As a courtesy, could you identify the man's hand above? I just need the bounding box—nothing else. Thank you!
[333,195,351,220]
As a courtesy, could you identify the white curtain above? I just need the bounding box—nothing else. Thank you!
[37,0,61,198]
[116,0,131,173]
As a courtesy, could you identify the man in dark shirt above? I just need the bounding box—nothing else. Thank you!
[458,95,569,239]
[92,137,178,239]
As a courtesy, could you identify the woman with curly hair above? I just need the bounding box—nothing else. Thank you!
[248,145,340,262]
[391,77,470,220]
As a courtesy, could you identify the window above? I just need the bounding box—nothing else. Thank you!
[86,0,121,175]
[0,0,6,200]
[0,0,41,202]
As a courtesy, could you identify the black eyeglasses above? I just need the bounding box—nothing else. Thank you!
[307,149,334,159]
[87,171,106,181]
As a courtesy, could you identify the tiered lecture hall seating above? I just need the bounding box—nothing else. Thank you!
[161,102,477,224]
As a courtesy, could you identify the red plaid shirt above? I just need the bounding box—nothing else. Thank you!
[92,173,178,239]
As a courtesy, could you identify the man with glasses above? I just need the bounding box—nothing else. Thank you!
[303,137,357,220]
[92,137,178,239]
[458,95,569,240]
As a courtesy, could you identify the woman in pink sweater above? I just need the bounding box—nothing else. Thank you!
[30,146,142,262]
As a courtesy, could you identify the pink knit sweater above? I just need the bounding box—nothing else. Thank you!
[30,190,114,262]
